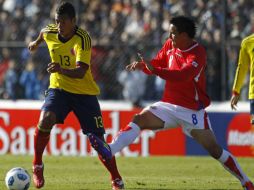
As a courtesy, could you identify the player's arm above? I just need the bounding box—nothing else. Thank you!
[125,54,158,74]
[126,40,169,73]
[231,46,249,94]
[149,54,204,82]
[47,61,88,79]
[230,42,249,110]
[125,53,148,72]
[28,30,44,52]
[126,55,167,75]
[152,64,196,81]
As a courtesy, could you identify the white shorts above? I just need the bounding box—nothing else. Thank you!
[144,101,212,137]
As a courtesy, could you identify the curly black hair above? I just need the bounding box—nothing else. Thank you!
[170,16,196,38]
[56,1,76,19]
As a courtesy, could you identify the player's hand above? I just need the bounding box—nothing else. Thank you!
[126,53,154,72]
[47,62,62,73]
[137,53,154,72]
[143,61,154,72]
[126,61,144,71]
[230,93,240,110]
[28,41,38,52]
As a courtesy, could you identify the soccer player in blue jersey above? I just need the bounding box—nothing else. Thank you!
[28,2,124,189]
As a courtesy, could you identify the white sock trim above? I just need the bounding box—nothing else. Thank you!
[109,122,141,155]
[128,122,141,134]
[218,149,229,163]
[218,149,250,185]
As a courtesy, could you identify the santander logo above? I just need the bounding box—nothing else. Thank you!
[227,113,254,157]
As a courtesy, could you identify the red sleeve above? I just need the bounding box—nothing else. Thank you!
[142,63,153,74]
[152,48,206,82]
[142,39,171,75]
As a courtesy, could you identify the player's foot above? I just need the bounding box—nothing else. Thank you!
[112,178,125,190]
[243,181,254,190]
[87,133,112,160]
[32,164,44,188]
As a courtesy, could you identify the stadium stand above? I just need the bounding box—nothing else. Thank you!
[0,0,253,102]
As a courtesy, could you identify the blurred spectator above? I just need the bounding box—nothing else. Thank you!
[99,48,123,99]
[37,69,49,100]
[0,47,10,97]
[242,12,254,37]
[230,16,244,39]
[118,55,147,108]
[91,47,108,99]
[6,18,25,41]
[2,0,15,12]
[154,77,165,100]
[3,59,18,99]
[24,0,41,18]
[19,59,40,99]
[0,10,11,41]
[99,10,125,46]
[121,7,144,45]
[0,0,253,101]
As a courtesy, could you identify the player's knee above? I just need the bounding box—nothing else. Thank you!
[38,114,56,132]
[132,114,146,129]
[207,144,222,159]
[132,114,141,123]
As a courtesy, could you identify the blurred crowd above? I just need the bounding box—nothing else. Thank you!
[0,0,253,106]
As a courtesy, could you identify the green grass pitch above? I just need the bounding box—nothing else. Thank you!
[0,155,253,190]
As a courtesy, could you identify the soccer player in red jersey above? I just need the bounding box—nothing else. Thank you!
[28,2,123,189]
[89,16,254,190]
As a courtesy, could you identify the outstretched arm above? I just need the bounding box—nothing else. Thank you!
[28,31,44,52]
[125,53,154,74]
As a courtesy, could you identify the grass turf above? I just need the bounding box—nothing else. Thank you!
[0,155,253,190]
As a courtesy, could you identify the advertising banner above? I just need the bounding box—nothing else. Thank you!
[0,109,185,157]
[0,102,253,157]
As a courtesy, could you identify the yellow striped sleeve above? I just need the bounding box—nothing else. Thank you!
[42,24,58,33]
[75,28,91,51]
[232,38,250,94]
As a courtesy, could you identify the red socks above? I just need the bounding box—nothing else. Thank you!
[33,128,50,165]
[33,128,122,181]
[98,155,122,180]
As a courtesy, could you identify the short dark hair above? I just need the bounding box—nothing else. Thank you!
[170,16,196,38]
[56,1,76,19]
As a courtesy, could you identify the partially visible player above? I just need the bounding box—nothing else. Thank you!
[89,16,254,190]
[28,2,124,189]
[231,33,254,124]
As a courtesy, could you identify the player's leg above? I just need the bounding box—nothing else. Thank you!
[33,111,55,188]
[93,109,162,190]
[95,134,124,190]
[33,111,56,166]
[109,101,178,155]
[72,94,124,189]
[191,129,254,189]
[88,134,124,190]
[33,89,70,188]
[109,109,164,155]
[87,102,168,156]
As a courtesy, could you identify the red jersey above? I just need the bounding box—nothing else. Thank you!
[143,38,210,110]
